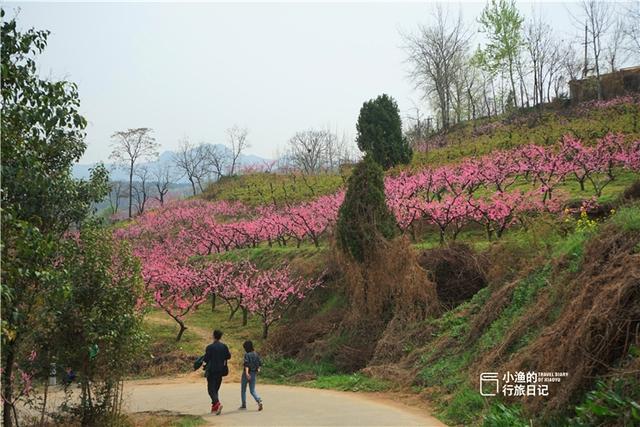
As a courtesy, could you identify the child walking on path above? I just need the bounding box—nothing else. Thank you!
[239,340,263,411]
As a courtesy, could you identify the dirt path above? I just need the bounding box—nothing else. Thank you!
[122,376,446,426]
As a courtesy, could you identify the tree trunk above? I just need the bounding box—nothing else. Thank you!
[211,293,216,312]
[128,160,134,218]
[40,377,49,426]
[3,344,15,427]
[592,30,602,100]
[262,322,269,339]
[242,308,248,326]
[227,300,241,320]
[508,59,518,108]
[176,321,187,341]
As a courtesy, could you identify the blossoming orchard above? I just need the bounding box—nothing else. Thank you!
[116,132,640,339]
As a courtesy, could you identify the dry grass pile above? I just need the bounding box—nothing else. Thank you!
[500,225,640,414]
[328,237,441,370]
[621,178,640,202]
[338,237,440,323]
[417,242,488,309]
[129,344,192,377]
[265,308,343,359]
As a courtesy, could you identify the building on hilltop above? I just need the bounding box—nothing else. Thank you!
[569,65,640,103]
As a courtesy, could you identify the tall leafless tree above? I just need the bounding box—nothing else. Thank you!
[578,0,613,99]
[604,18,629,72]
[152,163,173,206]
[226,125,249,176]
[405,107,433,150]
[404,7,470,130]
[109,127,159,218]
[526,16,553,106]
[622,1,640,57]
[560,42,583,83]
[286,129,336,174]
[203,144,229,181]
[133,165,151,216]
[173,138,210,196]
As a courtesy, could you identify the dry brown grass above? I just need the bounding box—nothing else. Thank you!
[417,242,488,309]
[499,226,640,414]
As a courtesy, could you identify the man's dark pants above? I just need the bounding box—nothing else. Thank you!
[207,374,223,405]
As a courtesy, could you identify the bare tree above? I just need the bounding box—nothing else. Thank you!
[404,7,470,130]
[560,42,583,83]
[259,159,277,173]
[337,132,358,166]
[226,125,249,176]
[514,50,531,107]
[152,164,173,206]
[132,165,151,216]
[173,138,210,196]
[622,1,640,57]
[578,0,613,99]
[110,128,159,218]
[405,107,433,151]
[286,129,335,174]
[203,144,229,181]
[604,17,629,72]
[525,16,553,106]
[545,40,564,102]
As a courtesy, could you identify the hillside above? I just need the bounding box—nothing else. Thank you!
[125,97,640,426]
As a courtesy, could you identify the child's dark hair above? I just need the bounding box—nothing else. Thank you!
[213,329,223,340]
[243,340,254,352]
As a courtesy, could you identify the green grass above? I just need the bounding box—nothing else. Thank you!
[211,243,326,269]
[438,385,486,425]
[609,203,640,231]
[202,172,345,206]
[308,373,391,392]
[172,415,207,427]
[259,356,389,392]
[143,314,203,355]
[482,403,530,427]
[260,356,338,383]
[129,412,207,427]
[420,348,475,393]
[478,267,550,351]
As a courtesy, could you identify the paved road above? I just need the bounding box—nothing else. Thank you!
[123,376,446,426]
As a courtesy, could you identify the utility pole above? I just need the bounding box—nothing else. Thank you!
[582,22,589,78]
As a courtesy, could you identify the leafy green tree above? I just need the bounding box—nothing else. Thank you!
[336,155,398,262]
[356,94,412,169]
[54,226,146,425]
[477,0,524,108]
[1,10,108,425]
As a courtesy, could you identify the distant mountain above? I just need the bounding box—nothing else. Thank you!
[72,144,271,183]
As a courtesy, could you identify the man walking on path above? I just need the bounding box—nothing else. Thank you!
[204,329,231,415]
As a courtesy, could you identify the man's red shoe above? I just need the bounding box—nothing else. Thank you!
[211,402,219,413]
[216,403,223,415]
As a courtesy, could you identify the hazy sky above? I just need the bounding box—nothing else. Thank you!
[7,1,598,163]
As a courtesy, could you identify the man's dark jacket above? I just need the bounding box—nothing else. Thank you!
[204,341,231,377]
